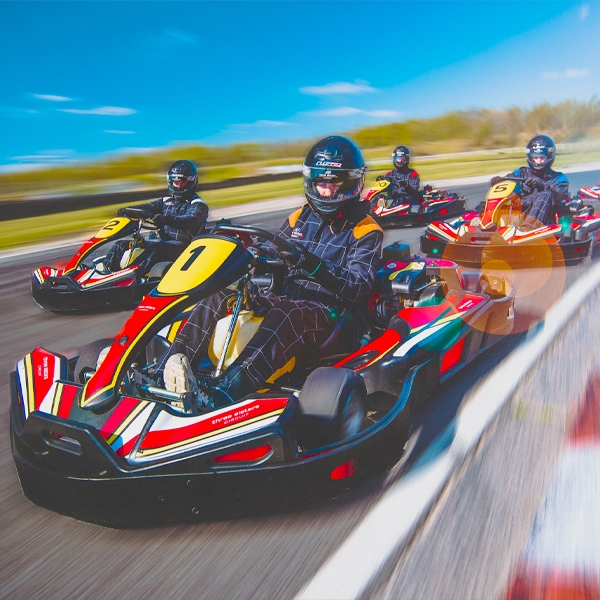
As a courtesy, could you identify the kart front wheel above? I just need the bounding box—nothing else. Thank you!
[298,367,367,449]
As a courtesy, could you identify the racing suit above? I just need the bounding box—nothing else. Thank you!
[159,201,383,400]
[507,167,569,226]
[109,194,208,271]
[378,167,421,208]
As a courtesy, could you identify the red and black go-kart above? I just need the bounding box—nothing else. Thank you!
[11,223,515,527]
[576,183,600,201]
[365,179,466,228]
[420,176,600,268]
[31,208,176,313]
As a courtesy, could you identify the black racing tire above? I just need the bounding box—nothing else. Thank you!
[147,261,173,282]
[416,281,448,306]
[298,367,367,449]
[74,338,116,384]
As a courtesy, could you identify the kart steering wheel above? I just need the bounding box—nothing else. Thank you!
[211,222,299,255]
[120,207,160,230]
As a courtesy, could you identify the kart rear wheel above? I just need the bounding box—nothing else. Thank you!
[298,367,367,449]
[371,192,389,210]
[74,338,115,384]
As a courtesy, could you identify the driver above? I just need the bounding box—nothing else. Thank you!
[375,145,421,208]
[107,160,208,271]
[158,136,383,408]
[490,135,569,230]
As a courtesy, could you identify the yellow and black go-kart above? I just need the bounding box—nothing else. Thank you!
[12,223,515,527]
[31,208,176,313]
[420,176,600,268]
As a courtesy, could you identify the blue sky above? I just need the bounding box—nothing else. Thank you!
[1,1,599,171]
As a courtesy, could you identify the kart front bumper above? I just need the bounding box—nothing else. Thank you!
[9,368,419,527]
[31,275,155,312]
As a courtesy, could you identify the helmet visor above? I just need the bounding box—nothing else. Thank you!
[303,166,365,207]
[169,173,195,186]
[527,148,552,170]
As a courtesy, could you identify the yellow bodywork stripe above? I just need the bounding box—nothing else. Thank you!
[82,295,190,406]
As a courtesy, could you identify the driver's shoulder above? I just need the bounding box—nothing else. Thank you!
[353,215,383,240]
[287,203,311,228]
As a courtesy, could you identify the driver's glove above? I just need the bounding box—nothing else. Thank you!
[524,177,545,192]
[117,207,128,217]
[278,241,323,277]
[376,175,386,181]
[151,214,165,227]
[490,176,503,186]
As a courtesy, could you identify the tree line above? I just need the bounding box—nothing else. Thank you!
[2,96,600,194]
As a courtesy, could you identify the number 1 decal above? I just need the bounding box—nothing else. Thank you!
[181,245,206,271]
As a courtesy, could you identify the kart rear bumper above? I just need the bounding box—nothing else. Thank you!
[420,235,591,268]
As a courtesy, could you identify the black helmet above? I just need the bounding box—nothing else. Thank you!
[303,136,367,218]
[167,160,198,199]
[392,145,410,169]
[526,135,556,174]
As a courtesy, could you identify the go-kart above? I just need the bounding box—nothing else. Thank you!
[419,177,600,268]
[31,208,177,312]
[11,223,515,527]
[576,183,600,201]
[365,179,465,227]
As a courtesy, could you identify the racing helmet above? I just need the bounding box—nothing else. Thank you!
[303,136,367,218]
[392,145,410,169]
[526,135,556,174]
[167,160,198,199]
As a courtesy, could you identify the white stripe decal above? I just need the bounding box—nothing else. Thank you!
[392,322,448,357]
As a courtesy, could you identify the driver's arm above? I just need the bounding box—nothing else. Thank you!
[161,200,209,235]
[119,199,163,217]
[544,173,569,199]
[309,228,383,303]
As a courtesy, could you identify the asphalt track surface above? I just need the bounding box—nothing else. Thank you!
[1,170,600,600]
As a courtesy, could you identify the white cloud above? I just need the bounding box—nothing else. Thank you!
[59,106,136,116]
[254,120,290,127]
[10,149,75,163]
[542,69,590,80]
[565,68,590,78]
[315,106,363,117]
[312,106,401,118]
[300,81,376,96]
[33,94,72,102]
[163,28,198,45]
[104,130,136,134]
[579,3,590,20]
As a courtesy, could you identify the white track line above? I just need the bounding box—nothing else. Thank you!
[297,259,600,600]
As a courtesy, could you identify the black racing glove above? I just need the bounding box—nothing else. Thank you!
[524,177,545,192]
[151,214,165,227]
[278,241,323,277]
[490,176,503,186]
